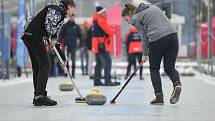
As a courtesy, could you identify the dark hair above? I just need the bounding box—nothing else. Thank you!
[121,4,136,17]
[63,0,76,7]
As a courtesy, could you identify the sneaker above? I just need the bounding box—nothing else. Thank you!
[105,81,120,86]
[170,82,182,104]
[33,95,57,106]
[150,93,164,105]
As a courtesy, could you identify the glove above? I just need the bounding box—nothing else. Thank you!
[49,40,57,49]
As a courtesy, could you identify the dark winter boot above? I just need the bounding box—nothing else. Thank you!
[105,81,120,86]
[94,80,104,86]
[150,93,164,105]
[33,95,57,106]
[170,81,182,104]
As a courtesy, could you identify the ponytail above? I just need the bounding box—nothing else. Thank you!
[121,4,136,17]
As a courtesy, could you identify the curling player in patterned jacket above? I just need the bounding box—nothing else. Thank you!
[21,0,76,106]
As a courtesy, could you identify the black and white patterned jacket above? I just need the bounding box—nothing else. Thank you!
[22,0,67,42]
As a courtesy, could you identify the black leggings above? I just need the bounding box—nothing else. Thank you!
[22,35,50,96]
[149,33,180,94]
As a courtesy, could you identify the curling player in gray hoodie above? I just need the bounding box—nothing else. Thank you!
[121,0,182,105]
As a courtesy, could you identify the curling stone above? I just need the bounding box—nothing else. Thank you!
[59,80,74,91]
[181,67,195,76]
[85,89,107,105]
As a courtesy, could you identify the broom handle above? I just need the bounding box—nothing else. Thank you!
[111,60,144,102]
[52,45,84,98]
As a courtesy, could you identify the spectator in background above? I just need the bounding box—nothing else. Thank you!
[86,25,94,79]
[59,13,82,78]
[125,27,143,80]
[92,5,120,86]
[80,21,89,75]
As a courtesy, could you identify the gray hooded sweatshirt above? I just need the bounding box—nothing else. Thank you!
[131,2,177,56]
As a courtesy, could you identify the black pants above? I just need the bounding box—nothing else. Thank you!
[126,53,143,76]
[67,49,76,77]
[22,35,50,96]
[149,33,180,94]
[94,52,112,83]
[49,54,58,76]
[80,47,89,75]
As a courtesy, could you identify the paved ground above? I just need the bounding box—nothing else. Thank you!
[0,71,215,121]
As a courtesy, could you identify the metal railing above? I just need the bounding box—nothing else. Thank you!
[197,32,215,77]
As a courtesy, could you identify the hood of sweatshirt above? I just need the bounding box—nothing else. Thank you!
[133,3,150,14]
[46,0,67,11]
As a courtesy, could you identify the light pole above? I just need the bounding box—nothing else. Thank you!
[207,0,213,75]
[197,0,202,70]
[1,0,5,80]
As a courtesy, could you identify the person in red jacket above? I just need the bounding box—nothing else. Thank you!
[125,27,144,80]
[92,5,120,86]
